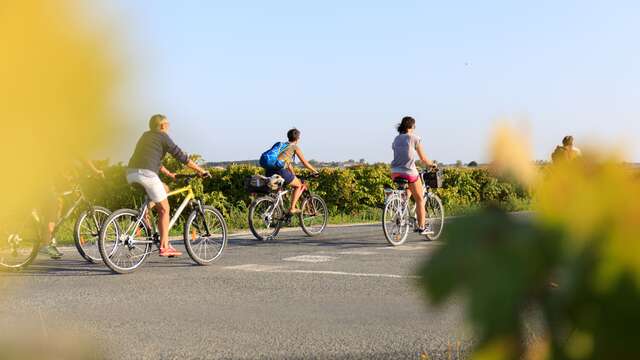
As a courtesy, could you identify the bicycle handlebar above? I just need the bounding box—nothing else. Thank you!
[419,166,439,174]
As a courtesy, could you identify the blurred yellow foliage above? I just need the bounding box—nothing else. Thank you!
[473,338,516,360]
[0,0,121,219]
[536,156,640,290]
[489,124,537,187]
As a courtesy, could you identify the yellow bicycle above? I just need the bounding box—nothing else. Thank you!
[98,174,227,274]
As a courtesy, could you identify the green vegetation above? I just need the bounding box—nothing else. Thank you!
[55,161,531,244]
[418,157,640,359]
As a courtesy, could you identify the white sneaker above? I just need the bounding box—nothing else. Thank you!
[420,226,434,236]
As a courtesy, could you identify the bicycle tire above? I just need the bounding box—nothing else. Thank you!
[299,194,328,237]
[248,196,282,241]
[184,206,228,265]
[382,194,410,246]
[425,193,445,241]
[0,217,40,271]
[98,208,152,274]
[74,206,111,264]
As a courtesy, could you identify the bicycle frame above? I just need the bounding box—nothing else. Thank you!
[130,184,210,241]
[29,186,92,237]
[53,188,86,229]
[268,189,289,215]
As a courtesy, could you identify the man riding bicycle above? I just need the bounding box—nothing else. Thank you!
[127,114,209,257]
[260,128,318,215]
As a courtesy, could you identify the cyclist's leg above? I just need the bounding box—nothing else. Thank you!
[126,170,178,255]
[156,184,170,250]
[40,192,64,259]
[408,177,426,228]
[289,178,303,213]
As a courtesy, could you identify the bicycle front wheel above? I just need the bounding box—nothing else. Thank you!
[299,194,328,237]
[248,196,282,241]
[99,209,152,274]
[0,216,40,271]
[184,206,227,265]
[382,195,410,246]
[74,206,111,264]
[425,193,444,240]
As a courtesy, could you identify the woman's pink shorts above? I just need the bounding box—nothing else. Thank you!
[391,173,419,184]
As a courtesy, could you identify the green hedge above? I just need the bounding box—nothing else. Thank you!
[82,163,531,224]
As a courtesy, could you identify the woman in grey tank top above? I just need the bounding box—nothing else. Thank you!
[391,116,437,235]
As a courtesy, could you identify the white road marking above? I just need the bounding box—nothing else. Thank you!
[283,255,336,263]
[276,269,419,279]
[224,264,283,272]
[224,264,419,279]
[337,250,377,255]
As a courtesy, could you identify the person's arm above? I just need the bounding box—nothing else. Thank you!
[159,166,176,180]
[416,143,437,168]
[186,160,209,177]
[294,148,318,173]
[84,159,105,178]
[164,134,209,177]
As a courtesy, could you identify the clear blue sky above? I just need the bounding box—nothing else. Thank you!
[95,0,639,163]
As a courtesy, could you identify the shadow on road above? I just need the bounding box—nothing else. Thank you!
[0,258,112,277]
[0,257,201,277]
[227,230,389,250]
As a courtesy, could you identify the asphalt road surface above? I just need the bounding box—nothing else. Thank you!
[0,224,470,360]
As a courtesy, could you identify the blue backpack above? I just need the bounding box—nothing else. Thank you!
[260,142,290,170]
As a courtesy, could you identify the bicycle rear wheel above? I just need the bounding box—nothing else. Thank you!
[299,194,328,237]
[99,209,152,274]
[184,206,227,265]
[382,195,410,246]
[0,216,40,271]
[425,193,444,240]
[248,196,282,241]
[74,206,111,264]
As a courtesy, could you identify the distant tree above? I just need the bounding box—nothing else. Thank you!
[347,159,355,164]
[468,161,478,167]
[455,160,463,167]
[359,158,366,164]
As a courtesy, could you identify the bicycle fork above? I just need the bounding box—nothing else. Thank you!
[191,199,212,237]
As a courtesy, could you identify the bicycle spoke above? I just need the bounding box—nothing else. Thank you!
[185,207,226,264]
[101,210,151,273]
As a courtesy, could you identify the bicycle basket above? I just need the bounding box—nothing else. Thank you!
[422,169,443,188]
[244,175,270,194]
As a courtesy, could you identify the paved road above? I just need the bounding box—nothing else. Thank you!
[0,224,469,359]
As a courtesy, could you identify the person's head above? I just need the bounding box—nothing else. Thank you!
[397,116,416,134]
[149,114,169,133]
[562,135,574,147]
[287,128,300,143]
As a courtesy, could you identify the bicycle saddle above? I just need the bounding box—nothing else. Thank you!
[393,178,409,189]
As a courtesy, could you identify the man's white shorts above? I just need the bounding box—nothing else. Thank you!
[126,169,167,202]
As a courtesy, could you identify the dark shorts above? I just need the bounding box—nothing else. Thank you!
[265,167,296,185]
